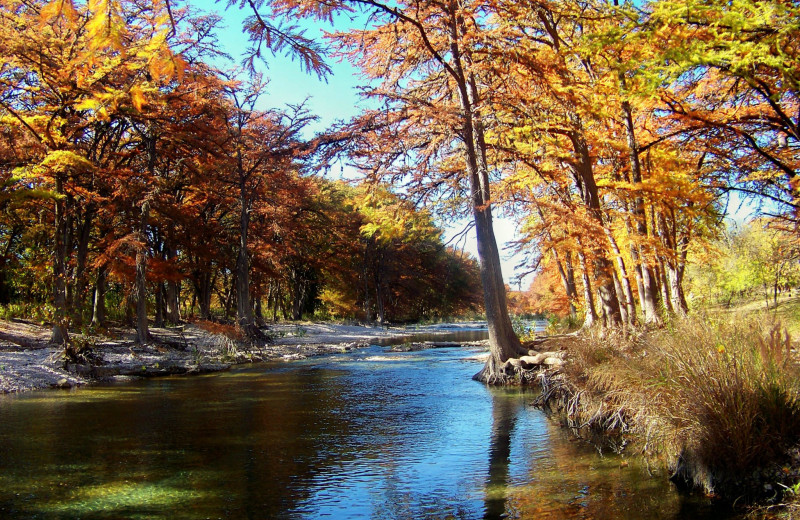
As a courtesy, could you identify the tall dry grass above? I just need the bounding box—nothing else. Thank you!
[539,314,800,500]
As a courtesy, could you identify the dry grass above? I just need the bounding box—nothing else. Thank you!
[537,314,800,501]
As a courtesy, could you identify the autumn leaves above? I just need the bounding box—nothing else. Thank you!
[0,0,482,346]
[1,0,797,363]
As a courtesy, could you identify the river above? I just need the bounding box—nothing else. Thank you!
[0,340,741,519]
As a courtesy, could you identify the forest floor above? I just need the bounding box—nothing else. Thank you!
[0,319,488,394]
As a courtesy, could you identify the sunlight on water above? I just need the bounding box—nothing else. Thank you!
[0,342,740,519]
[38,480,214,515]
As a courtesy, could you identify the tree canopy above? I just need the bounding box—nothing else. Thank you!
[0,0,797,379]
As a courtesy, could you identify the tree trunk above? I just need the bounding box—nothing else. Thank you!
[563,252,578,319]
[255,296,265,326]
[235,173,256,334]
[194,271,213,320]
[51,175,69,345]
[166,281,181,323]
[621,97,661,325]
[154,283,165,328]
[612,270,628,326]
[362,240,374,322]
[656,259,674,314]
[567,124,622,327]
[461,73,525,383]
[91,266,107,327]
[165,244,181,323]
[71,207,93,326]
[605,228,636,326]
[135,200,150,345]
[374,251,386,325]
[281,294,290,321]
[272,285,280,322]
[291,288,303,321]
[552,248,578,319]
[667,263,687,317]
[290,267,309,321]
[670,234,690,316]
[578,248,597,329]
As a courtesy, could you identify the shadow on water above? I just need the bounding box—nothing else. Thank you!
[372,329,489,346]
[483,389,521,520]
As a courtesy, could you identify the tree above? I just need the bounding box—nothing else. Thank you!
[646,0,800,224]
[269,0,527,381]
[0,0,178,345]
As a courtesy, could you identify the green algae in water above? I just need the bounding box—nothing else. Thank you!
[40,481,209,513]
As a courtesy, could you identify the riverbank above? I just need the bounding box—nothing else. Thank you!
[524,312,800,513]
[0,320,488,394]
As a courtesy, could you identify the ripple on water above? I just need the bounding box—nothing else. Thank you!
[0,345,742,520]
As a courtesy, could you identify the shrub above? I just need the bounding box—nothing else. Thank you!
[651,317,800,496]
[540,314,800,500]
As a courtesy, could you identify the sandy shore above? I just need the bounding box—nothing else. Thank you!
[0,320,488,394]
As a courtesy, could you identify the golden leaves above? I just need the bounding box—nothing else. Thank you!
[39,0,78,25]
[86,0,125,51]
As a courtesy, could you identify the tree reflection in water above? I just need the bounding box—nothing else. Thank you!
[483,390,523,520]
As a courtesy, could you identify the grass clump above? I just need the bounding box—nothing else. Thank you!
[538,314,800,501]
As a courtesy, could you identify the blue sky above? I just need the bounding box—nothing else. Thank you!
[187,0,529,287]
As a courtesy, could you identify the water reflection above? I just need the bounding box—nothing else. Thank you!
[484,390,522,519]
[0,345,742,520]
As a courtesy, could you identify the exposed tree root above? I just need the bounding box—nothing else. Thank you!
[473,339,567,385]
[473,355,538,385]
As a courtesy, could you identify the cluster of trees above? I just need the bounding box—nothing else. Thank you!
[498,0,799,323]
[1,0,797,380]
[492,0,798,329]
[0,0,483,346]
[686,219,800,309]
[260,0,796,379]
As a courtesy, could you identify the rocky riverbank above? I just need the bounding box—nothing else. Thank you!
[0,320,461,394]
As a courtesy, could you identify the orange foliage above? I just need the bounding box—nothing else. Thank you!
[192,320,243,341]
[526,262,572,318]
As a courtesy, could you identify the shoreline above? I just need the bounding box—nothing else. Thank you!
[0,319,490,394]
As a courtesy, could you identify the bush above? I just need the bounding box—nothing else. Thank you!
[653,318,800,496]
[0,302,54,324]
[543,314,800,500]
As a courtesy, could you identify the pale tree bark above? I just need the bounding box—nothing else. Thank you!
[621,98,661,325]
[656,259,673,315]
[605,228,636,326]
[464,71,527,383]
[612,270,628,326]
[659,211,690,317]
[577,246,597,329]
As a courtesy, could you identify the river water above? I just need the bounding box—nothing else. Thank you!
[0,341,740,519]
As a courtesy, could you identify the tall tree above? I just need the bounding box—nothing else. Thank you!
[270,0,527,381]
